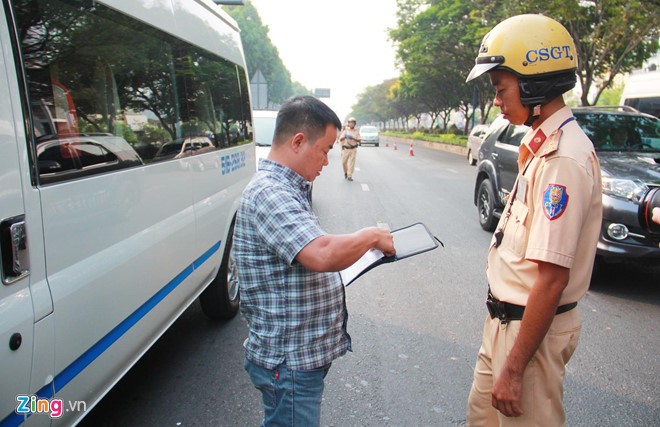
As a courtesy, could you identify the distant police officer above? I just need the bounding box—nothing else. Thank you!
[339,117,361,181]
[465,15,602,425]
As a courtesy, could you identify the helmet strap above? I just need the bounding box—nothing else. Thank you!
[524,104,541,127]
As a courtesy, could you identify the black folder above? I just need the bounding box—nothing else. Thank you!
[340,222,443,286]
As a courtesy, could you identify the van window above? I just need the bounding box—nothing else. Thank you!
[15,0,252,184]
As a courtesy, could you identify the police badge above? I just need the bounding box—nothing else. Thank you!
[543,184,569,220]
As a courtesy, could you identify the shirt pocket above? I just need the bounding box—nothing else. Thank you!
[506,201,529,257]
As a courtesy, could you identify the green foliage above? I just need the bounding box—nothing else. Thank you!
[224,1,310,105]
[354,0,659,126]
[383,130,468,147]
[596,86,623,106]
[142,125,171,143]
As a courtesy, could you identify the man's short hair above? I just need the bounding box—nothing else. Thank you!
[273,95,342,145]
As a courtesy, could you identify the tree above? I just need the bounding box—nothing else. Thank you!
[391,0,494,131]
[479,0,660,106]
[224,1,311,105]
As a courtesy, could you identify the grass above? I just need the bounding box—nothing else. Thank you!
[382,130,468,147]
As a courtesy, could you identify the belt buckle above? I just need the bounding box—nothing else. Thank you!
[486,296,508,324]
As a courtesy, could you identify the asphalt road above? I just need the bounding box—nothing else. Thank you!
[79,138,660,426]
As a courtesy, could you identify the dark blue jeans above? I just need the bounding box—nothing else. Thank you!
[244,357,331,427]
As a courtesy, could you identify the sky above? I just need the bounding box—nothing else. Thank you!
[249,0,401,121]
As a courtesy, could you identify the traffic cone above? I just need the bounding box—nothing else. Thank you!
[409,143,414,156]
[394,142,398,151]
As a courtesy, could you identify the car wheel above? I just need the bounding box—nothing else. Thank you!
[199,221,240,319]
[477,179,498,232]
[375,143,379,147]
[468,149,477,166]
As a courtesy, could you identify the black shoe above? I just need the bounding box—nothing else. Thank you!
[347,176,353,181]
[344,173,347,179]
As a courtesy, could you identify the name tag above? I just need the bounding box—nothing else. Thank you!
[517,176,527,203]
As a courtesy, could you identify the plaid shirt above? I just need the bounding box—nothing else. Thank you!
[233,159,351,370]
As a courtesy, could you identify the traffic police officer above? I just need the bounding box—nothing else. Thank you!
[339,117,361,181]
[465,15,602,425]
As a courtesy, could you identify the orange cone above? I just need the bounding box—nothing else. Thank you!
[409,143,414,156]
[394,142,398,151]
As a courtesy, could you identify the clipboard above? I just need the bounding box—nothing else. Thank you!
[340,222,443,286]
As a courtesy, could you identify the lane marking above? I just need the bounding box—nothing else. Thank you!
[361,184,370,192]
[447,168,458,174]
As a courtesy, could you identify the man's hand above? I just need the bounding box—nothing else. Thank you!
[492,366,524,417]
[369,226,395,257]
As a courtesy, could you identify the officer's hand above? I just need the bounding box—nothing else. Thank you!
[652,207,660,225]
[491,368,524,417]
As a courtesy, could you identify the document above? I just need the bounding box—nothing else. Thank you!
[339,222,442,286]
[339,248,385,287]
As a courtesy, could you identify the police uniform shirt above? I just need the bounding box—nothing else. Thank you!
[487,106,602,306]
[340,128,360,148]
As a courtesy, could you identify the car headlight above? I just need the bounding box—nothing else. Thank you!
[601,177,648,202]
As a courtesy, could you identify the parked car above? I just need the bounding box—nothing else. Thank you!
[474,106,660,265]
[467,124,489,165]
[359,125,380,146]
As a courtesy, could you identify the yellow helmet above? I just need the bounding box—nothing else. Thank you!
[466,14,578,105]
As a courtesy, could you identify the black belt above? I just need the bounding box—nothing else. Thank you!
[342,145,357,149]
[486,289,577,324]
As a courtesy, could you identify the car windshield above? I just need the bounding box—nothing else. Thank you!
[575,113,660,152]
[360,126,378,133]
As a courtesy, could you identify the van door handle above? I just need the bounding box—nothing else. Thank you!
[1,216,30,284]
[491,153,498,159]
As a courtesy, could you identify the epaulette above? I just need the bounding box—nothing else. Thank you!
[540,128,562,157]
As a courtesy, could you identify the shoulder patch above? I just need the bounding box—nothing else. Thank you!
[543,184,569,220]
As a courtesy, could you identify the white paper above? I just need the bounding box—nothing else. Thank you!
[339,248,385,286]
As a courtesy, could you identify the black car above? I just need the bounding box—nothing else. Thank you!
[474,106,660,263]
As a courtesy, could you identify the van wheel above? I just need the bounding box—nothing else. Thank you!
[478,179,498,232]
[468,150,477,165]
[199,222,239,319]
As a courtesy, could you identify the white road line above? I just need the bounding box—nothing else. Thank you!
[361,184,370,192]
[447,168,458,174]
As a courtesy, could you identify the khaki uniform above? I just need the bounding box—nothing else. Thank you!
[340,127,360,179]
[467,106,602,426]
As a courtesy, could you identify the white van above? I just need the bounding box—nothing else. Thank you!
[621,71,660,118]
[252,109,279,165]
[0,1,255,425]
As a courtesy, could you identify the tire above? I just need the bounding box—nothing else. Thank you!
[468,149,477,165]
[477,179,498,232]
[375,143,379,147]
[199,221,239,319]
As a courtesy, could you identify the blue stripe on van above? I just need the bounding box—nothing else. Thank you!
[0,241,222,427]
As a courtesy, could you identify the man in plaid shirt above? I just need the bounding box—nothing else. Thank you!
[233,96,395,426]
